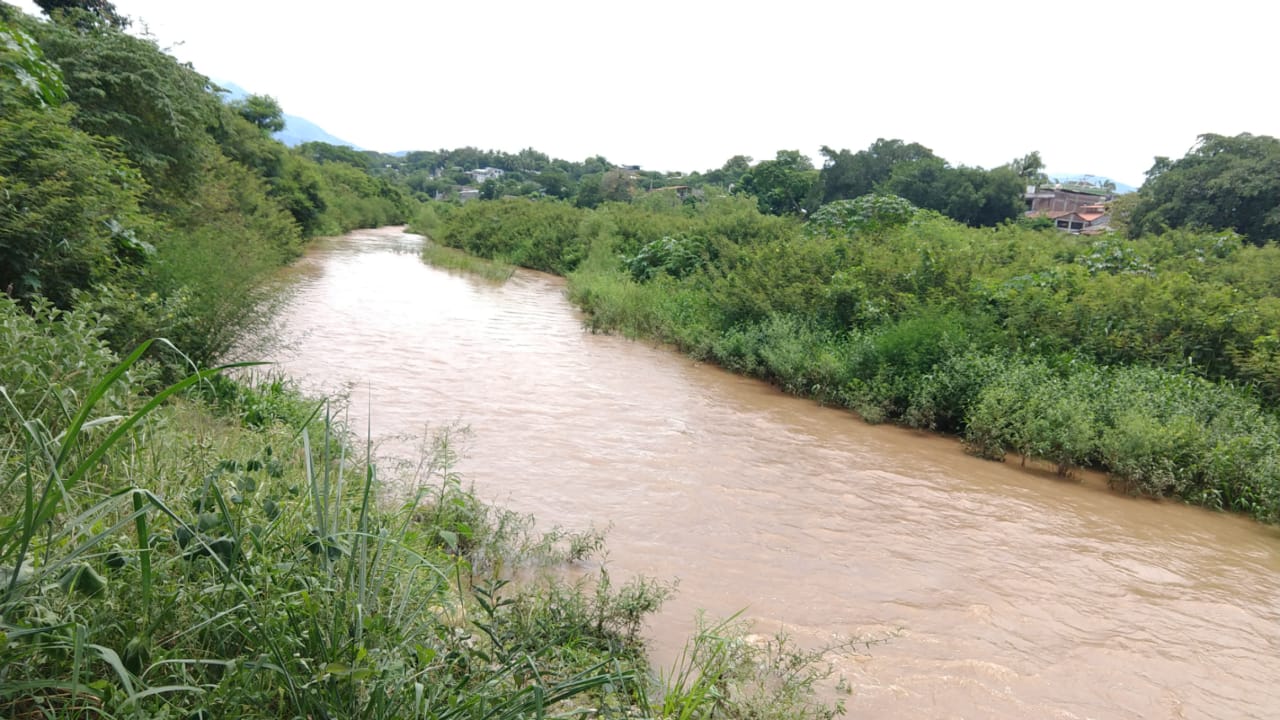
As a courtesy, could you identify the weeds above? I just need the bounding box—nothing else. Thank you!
[1,362,846,718]
[420,241,515,283]
[653,613,891,720]
[1,295,868,718]
[0,349,644,718]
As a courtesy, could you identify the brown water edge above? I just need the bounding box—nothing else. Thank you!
[270,227,1280,719]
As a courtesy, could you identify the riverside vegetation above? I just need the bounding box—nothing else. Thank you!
[1,4,855,718]
[0,296,861,718]
[8,0,1280,713]
[413,192,1280,523]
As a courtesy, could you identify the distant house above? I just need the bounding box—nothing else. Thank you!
[1026,185,1113,233]
[1049,203,1110,233]
[458,187,481,202]
[468,167,505,184]
[1026,184,1111,214]
[648,184,700,201]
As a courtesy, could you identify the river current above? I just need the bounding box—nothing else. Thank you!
[270,227,1280,719]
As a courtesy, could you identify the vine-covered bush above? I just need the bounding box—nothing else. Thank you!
[624,234,708,282]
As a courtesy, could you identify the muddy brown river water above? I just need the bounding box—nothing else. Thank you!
[270,227,1280,719]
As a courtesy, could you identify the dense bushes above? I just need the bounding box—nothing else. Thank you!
[436,191,1280,521]
[1,9,417,373]
[0,294,140,436]
[0,105,152,307]
[964,360,1280,516]
[431,197,587,274]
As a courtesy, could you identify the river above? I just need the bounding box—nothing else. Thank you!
[270,227,1280,719]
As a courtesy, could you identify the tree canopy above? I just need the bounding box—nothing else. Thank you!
[31,15,220,194]
[802,139,1029,226]
[231,93,286,133]
[33,0,128,28]
[1128,133,1280,244]
[812,139,937,205]
[736,150,816,216]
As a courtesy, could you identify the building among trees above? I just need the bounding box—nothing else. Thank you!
[1025,184,1113,233]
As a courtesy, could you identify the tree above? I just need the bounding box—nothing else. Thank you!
[812,139,937,205]
[479,177,502,200]
[1128,133,1280,244]
[885,159,1024,227]
[812,139,1021,224]
[973,166,1027,226]
[579,155,611,177]
[1104,192,1140,236]
[514,147,550,172]
[296,141,372,169]
[1145,156,1174,181]
[208,104,328,235]
[231,94,285,133]
[600,168,635,203]
[34,0,128,28]
[884,156,952,213]
[0,105,150,306]
[703,154,753,188]
[574,174,604,208]
[736,150,817,216]
[31,17,219,195]
[536,168,571,199]
[1010,151,1047,184]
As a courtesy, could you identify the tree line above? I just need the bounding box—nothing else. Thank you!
[391,141,1039,228]
[407,129,1280,248]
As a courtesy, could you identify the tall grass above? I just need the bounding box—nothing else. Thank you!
[0,334,257,716]
[421,241,515,283]
[651,613,891,720]
[0,356,652,717]
[1,332,848,717]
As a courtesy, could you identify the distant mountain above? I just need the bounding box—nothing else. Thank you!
[215,80,360,149]
[272,115,357,149]
[1046,172,1138,194]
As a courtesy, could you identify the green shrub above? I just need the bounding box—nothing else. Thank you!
[0,294,140,434]
[407,200,452,240]
[0,105,152,308]
[625,234,708,282]
[0,355,652,718]
[904,349,1008,432]
[438,198,585,274]
[806,193,920,238]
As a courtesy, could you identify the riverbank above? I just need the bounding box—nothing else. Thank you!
[413,196,1280,523]
[276,226,1280,719]
[0,236,857,718]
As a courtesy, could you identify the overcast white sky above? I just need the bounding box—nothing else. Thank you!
[12,0,1278,186]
